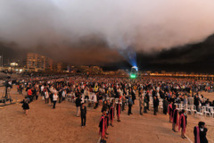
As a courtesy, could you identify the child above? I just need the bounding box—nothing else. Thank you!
[22,99,29,115]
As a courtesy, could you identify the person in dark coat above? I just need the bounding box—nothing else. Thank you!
[145,91,150,110]
[131,89,136,104]
[22,99,30,115]
[128,96,133,115]
[194,121,208,143]
[81,103,87,127]
[101,100,108,113]
[58,89,62,103]
[144,95,148,113]
[194,95,200,112]
[163,97,169,115]
[76,96,82,117]
[116,98,121,122]
[109,100,115,127]
[153,96,159,115]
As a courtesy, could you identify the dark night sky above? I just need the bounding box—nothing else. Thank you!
[104,34,214,73]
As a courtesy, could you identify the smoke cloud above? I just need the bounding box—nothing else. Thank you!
[1,0,214,61]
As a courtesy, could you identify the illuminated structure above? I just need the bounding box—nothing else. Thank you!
[26,53,53,72]
[130,66,138,79]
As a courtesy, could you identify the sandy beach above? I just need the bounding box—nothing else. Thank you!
[0,86,213,143]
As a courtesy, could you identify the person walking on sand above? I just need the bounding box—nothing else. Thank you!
[22,99,30,115]
[45,88,49,104]
[81,103,87,127]
[153,96,159,115]
[52,92,58,109]
[128,96,133,115]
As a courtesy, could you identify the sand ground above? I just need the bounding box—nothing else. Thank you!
[0,86,213,143]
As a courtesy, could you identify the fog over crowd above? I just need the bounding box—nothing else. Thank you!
[1,0,214,64]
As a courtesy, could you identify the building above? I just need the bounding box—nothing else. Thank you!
[26,53,53,72]
[56,62,63,72]
[90,66,103,74]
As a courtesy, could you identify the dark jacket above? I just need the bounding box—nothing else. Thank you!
[81,106,87,117]
[163,99,168,109]
[153,98,159,108]
[76,98,82,107]
[194,127,208,143]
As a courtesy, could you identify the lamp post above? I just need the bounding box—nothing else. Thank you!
[0,55,2,67]
[0,55,3,67]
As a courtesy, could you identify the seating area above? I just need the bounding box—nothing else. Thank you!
[174,103,214,118]
[148,98,214,118]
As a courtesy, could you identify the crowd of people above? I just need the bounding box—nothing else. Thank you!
[14,76,212,143]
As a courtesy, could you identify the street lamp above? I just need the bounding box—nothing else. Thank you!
[0,56,2,67]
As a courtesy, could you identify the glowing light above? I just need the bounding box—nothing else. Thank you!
[130,74,136,79]
[132,66,138,71]
[10,62,18,66]
[118,46,137,67]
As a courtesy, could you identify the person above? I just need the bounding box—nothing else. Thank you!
[49,92,53,106]
[27,88,33,102]
[35,90,39,100]
[144,95,148,113]
[45,89,49,104]
[145,91,150,110]
[94,92,99,109]
[58,89,62,103]
[99,110,106,142]
[80,103,87,127]
[131,89,136,104]
[153,96,159,115]
[194,121,208,143]
[194,95,200,112]
[105,108,110,136]
[188,94,194,106]
[168,102,173,122]
[52,92,58,109]
[122,95,126,111]
[109,100,115,127]
[32,87,37,100]
[62,90,66,102]
[22,99,29,115]
[163,96,168,115]
[178,109,187,139]
[116,98,121,122]
[128,96,133,115]
[139,94,143,115]
[75,95,82,116]
[101,100,108,113]
[18,84,23,94]
[172,104,179,132]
